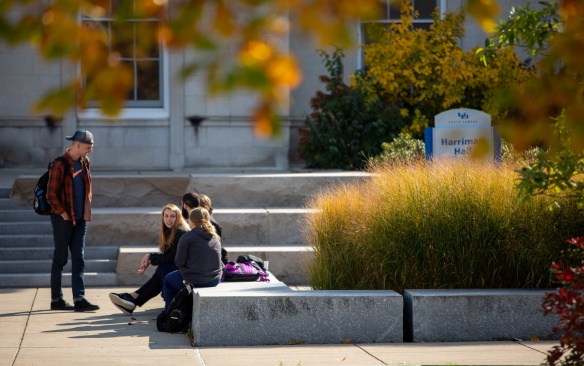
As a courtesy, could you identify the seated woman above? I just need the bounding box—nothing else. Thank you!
[198,193,214,215]
[109,204,190,315]
[181,192,227,264]
[181,192,222,236]
[161,207,223,309]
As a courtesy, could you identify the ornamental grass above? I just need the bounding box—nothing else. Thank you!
[304,158,584,293]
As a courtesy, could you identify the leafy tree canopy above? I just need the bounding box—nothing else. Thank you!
[0,0,381,136]
[0,0,577,143]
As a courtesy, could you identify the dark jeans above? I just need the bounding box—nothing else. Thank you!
[50,214,87,301]
[134,264,178,307]
[162,270,220,310]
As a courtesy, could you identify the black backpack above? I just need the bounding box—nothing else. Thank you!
[33,157,69,215]
[156,283,193,333]
[236,254,266,270]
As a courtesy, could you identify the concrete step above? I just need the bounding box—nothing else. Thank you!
[0,209,45,222]
[0,187,10,199]
[117,245,314,286]
[0,246,119,260]
[0,259,117,273]
[11,172,371,208]
[0,272,118,287]
[0,221,52,235]
[0,198,14,209]
[187,172,370,208]
[0,234,53,247]
[0,207,312,245]
[87,207,313,246]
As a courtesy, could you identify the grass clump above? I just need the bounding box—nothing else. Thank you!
[304,159,584,293]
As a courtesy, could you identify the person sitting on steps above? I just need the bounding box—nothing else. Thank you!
[161,207,223,310]
[199,193,214,215]
[108,204,189,315]
[181,192,228,264]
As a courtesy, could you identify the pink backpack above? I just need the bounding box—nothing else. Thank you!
[222,261,269,282]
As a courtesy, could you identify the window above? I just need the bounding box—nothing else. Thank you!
[79,0,168,119]
[357,0,444,67]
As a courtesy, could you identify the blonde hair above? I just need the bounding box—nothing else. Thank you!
[189,207,217,237]
[199,194,212,212]
[159,204,190,252]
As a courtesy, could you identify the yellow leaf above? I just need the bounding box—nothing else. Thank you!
[213,2,235,36]
[465,0,500,33]
[253,102,278,138]
[470,139,491,159]
[266,55,302,88]
[239,40,273,66]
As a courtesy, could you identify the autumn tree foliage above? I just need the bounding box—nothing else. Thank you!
[355,2,534,137]
[0,0,381,136]
[298,49,406,170]
[299,2,535,170]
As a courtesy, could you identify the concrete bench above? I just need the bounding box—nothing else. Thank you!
[116,246,315,286]
[191,278,403,346]
[404,289,560,342]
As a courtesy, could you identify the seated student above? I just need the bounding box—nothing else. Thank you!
[161,207,223,309]
[198,193,214,215]
[109,204,190,315]
[181,192,228,264]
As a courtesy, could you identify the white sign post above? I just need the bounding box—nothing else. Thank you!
[424,108,500,161]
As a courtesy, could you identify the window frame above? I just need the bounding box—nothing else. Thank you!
[77,4,169,120]
[356,0,446,69]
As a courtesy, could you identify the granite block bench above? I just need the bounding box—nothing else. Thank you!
[404,289,560,342]
[191,277,403,346]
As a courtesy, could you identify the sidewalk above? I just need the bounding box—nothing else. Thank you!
[1,287,554,366]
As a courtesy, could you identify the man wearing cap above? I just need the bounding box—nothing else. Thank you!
[47,130,100,312]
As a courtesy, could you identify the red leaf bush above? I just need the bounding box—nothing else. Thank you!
[543,236,584,365]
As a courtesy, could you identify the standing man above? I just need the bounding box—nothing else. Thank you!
[47,130,100,312]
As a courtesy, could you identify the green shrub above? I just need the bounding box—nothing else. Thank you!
[370,133,426,165]
[371,135,537,166]
[500,139,539,165]
[304,159,584,293]
[298,49,407,170]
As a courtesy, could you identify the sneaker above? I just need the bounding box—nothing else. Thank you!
[50,298,74,311]
[109,293,136,315]
[74,298,100,312]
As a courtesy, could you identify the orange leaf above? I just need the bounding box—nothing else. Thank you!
[267,55,302,88]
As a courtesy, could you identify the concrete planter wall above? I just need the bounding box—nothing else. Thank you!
[404,289,560,342]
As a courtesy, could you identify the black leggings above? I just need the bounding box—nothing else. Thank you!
[134,264,178,307]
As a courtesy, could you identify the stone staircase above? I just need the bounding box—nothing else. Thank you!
[0,187,118,287]
[1,171,370,287]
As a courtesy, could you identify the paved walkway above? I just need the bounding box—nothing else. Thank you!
[1,287,555,366]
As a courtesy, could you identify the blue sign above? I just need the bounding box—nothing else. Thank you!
[425,108,501,162]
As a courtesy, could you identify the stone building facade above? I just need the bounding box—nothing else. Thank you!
[0,0,544,170]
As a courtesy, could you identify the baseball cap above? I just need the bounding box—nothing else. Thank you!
[66,130,94,145]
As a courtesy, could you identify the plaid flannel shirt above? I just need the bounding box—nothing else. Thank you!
[46,149,92,225]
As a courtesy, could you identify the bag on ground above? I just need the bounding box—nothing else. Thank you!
[156,282,193,333]
[33,157,69,216]
[222,261,269,282]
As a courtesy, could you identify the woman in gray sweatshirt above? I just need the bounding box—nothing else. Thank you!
[161,207,223,309]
